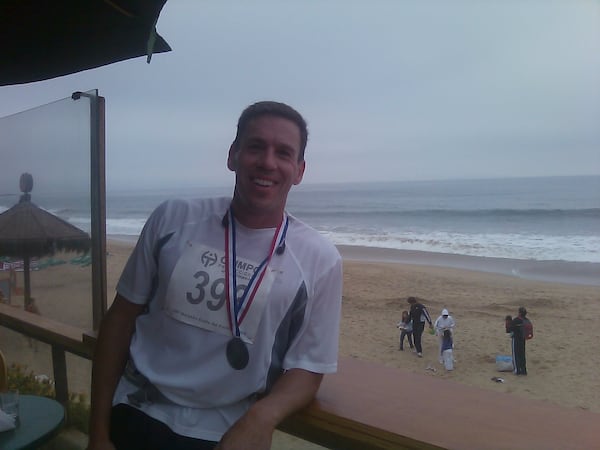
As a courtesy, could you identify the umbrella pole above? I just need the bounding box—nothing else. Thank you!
[23,255,31,309]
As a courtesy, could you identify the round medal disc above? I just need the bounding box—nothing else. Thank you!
[226,337,249,370]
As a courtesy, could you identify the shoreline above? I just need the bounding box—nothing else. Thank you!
[337,245,600,287]
[108,235,599,287]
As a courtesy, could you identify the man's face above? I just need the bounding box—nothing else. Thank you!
[228,115,305,228]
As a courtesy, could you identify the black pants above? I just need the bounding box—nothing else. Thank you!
[110,404,218,450]
[412,321,425,353]
[400,331,413,349]
[511,338,527,375]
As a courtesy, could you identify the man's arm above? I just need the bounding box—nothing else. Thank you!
[215,368,323,450]
[423,306,433,327]
[505,315,513,333]
[87,294,145,450]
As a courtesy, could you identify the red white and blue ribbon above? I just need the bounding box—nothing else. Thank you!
[224,207,288,339]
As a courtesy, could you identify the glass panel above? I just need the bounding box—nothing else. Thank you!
[0,94,94,400]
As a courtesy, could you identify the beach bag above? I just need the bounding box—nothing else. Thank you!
[495,355,513,372]
[443,349,454,371]
[523,318,533,340]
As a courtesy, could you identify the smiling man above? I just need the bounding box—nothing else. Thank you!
[87,101,343,450]
[227,107,306,229]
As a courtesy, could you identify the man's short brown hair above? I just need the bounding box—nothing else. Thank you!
[233,101,308,160]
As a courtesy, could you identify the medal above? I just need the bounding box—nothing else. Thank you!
[226,337,250,370]
[224,207,288,370]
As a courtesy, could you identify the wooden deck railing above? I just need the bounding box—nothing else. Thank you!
[0,303,93,406]
[1,302,599,450]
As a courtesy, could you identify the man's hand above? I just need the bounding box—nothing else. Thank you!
[214,408,274,450]
[85,441,116,450]
[215,368,322,450]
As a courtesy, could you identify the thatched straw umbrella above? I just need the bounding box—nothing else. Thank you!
[0,173,90,308]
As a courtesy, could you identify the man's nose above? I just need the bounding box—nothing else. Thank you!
[258,148,277,169]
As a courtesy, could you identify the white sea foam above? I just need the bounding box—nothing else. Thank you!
[106,218,146,236]
[319,229,600,263]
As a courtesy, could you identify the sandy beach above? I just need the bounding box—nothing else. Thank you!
[2,239,599,447]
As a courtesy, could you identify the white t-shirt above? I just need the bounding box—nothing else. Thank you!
[113,197,342,441]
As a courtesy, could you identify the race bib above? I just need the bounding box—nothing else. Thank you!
[164,241,275,343]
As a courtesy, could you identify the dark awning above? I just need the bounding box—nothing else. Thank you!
[1,0,171,86]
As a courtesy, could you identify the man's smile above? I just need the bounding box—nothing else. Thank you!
[253,177,275,187]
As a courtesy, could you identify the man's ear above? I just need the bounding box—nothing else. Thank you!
[293,160,306,185]
[227,143,237,172]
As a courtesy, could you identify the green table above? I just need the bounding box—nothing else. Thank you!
[0,395,65,450]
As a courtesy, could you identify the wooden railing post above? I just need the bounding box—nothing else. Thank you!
[51,345,69,407]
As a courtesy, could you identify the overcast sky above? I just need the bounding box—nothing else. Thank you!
[1,0,599,190]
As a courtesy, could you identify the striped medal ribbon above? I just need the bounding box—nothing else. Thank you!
[224,207,288,370]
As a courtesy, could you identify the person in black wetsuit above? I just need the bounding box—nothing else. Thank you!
[505,306,528,375]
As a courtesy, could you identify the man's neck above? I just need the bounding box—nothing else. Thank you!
[229,202,284,229]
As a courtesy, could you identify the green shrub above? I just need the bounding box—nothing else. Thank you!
[67,392,90,434]
[7,363,90,434]
[6,363,54,397]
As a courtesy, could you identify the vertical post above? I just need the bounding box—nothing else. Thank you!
[89,93,107,331]
[51,345,69,407]
[23,256,31,308]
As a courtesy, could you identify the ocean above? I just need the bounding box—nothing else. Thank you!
[288,176,600,263]
[1,175,599,282]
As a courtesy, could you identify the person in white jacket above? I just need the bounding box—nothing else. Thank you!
[434,309,455,363]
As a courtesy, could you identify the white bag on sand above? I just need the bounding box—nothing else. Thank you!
[443,349,454,371]
[495,355,513,372]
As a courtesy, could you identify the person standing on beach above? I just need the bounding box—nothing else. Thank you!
[441,329,454,371]
[407,296,433,357]
[505,307,528,375]
[86,101,343,450]
[397,310,414,351]
[434,308,455,363]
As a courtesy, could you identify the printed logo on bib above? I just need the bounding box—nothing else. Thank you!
[164,242,275,343]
